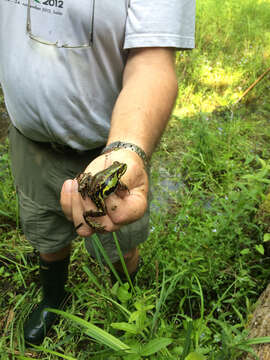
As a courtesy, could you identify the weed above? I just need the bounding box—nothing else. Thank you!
[1,0,270,358]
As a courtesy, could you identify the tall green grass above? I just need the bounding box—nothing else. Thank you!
[1,0,270,358]
[176,0,270,114]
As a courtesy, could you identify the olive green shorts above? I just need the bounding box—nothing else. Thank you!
[8,125,150,263]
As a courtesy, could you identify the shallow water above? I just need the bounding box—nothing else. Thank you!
[150,167,184,213]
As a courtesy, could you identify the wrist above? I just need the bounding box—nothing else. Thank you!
[101,141,149,169]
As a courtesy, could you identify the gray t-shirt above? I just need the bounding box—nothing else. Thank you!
[0,0,195,150]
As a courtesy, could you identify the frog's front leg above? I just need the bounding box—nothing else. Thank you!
[84,207,106,218]
[76,172,93,200]
[117,180,129,193]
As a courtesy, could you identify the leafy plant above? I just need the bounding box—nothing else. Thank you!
[1,0,270,358]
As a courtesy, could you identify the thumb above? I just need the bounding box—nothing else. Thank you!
[60,179,76,221]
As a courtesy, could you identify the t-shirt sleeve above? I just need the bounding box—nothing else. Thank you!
[124,0,195,50]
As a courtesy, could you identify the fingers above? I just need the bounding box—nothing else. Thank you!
[61,179,93,236]
[60,179,121,236]
[106,159,148,224]
[60,179,74,222]
[106,190,148,225]
[60,151,149,236]
[71,181,94,236]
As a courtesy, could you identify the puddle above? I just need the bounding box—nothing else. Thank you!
[150,166,185,213]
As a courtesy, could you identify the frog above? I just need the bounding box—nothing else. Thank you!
[76,161,128,231]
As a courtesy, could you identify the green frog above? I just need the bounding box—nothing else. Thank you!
[76,161,128,231]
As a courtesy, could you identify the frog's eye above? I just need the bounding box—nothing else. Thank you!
[120,165,127,174]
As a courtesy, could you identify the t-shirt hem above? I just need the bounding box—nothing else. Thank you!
[124,34,195,50]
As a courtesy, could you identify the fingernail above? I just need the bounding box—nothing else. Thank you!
[63,179,77,193]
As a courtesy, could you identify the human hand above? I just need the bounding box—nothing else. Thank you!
[60,149,149,237]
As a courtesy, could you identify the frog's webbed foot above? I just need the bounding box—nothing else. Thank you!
[83,212,106,232]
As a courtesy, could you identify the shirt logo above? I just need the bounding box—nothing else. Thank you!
[40,0,64,9]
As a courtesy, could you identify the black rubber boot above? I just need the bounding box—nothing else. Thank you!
[23,256,70,345]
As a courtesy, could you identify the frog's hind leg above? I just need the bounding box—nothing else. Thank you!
[84,208,105,218]
[83,212,106,232]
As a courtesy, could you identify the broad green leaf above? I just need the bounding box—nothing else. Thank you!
[172,346,184,355]
[47,308,131,352]
[134,300,143,311]
[134,301,154,312]
[129,310,140,323]
[263,233,270,242]
[255,244,264,255]
[258,158,267,168]
[184,352,206,360]
[242,336,270,345]
[140,338,172,356]
[134,300,154,312]
[111,322,139,334]
[111,281,120,296]
[240,248,250,255]
[25,345,77,360]
[117,283,132,303]
[123,354,141,360]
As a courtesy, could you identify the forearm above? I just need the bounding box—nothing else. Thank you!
[64,49,178,236]
[107,48,178,158]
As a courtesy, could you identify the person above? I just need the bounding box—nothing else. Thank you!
[0,0,195,346]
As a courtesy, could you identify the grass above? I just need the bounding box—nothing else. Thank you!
[1,0,270,358]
